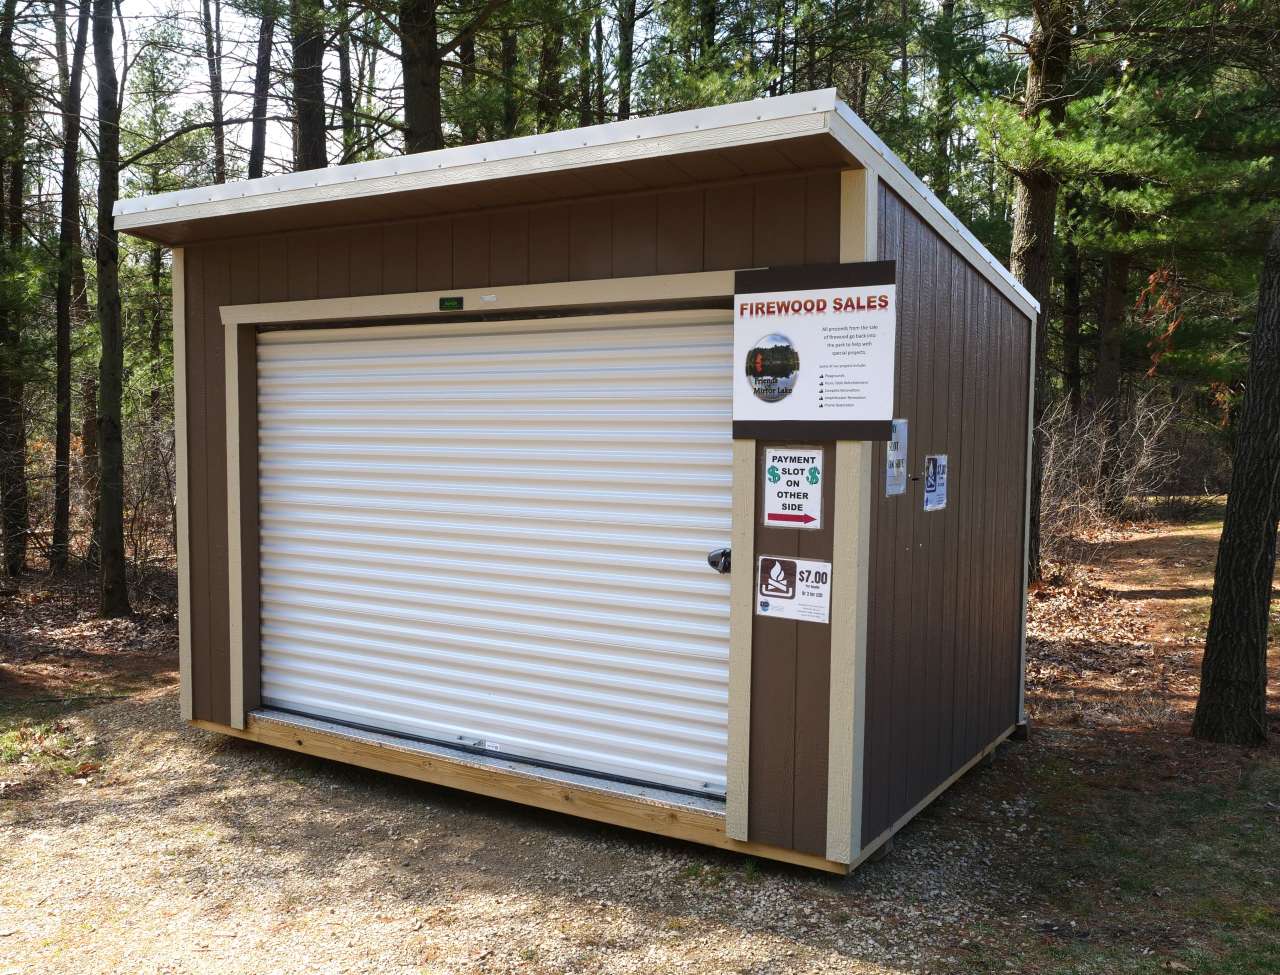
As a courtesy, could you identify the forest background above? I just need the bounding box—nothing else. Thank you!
[0,0,1275,614]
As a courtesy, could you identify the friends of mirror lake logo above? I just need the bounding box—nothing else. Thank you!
[745,333,799,403]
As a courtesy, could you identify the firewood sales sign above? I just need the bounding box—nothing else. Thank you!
[732,262,897,441]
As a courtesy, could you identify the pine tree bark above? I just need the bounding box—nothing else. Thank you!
[1061,236,1083,414]
[499,27,517,138]
[1094,250,1129,408]
[200,0,226,183]
[247,5,275,179]
[93,0,131,615]
[0,0,29,579]
[1008,0,1072,585]
[51,0,89,572]
[400,0,508,153]
[616,0,636,119]
[536,23,563,133]
[337,0,357,162]
[290,0,326,170]
[1192,221,1280,746]
[592,15,604,122]
[575,3,591,127]
[931,0,955,200]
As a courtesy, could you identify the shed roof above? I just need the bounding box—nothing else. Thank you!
[114,89,1038,319]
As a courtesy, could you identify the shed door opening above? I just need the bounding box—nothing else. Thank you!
[255,310,733,796]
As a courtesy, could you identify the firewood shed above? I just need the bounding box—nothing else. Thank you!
[116,89,1037,873]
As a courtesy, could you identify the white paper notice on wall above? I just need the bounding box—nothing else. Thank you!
[885,418,908,496]
[732,263,897,441]
[755,556,832,624]
[762,447,823,529]
[923,454,948,511]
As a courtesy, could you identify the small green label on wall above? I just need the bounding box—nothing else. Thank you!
[439,296,464,311]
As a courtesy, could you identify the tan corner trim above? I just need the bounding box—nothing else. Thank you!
[828,108,1039,321]
[220,270,736,327]
[725,439,756,842]
[224,318,246,729]
[839,169,878,264]
[824,170,878,863]
[173,248,193,723]
[1018,313,1037,724]
[191,715,848,874]
[852,725,1015,869]
[826,441,871,863]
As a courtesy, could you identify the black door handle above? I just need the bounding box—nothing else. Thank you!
[707,548,731,574]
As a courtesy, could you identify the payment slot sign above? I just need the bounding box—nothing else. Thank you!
[762,447,823,529]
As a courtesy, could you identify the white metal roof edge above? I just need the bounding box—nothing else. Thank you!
[113,88,840,229]
[114,87,1037,320]
[828,101,1040,319]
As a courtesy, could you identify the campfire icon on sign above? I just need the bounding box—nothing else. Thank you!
[759,558,797,600]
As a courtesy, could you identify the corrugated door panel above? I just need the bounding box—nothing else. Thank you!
[256,311,733,796]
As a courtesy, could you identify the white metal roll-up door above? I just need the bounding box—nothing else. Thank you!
[256,310,733,796]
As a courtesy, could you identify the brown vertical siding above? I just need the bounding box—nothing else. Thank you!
[859,185,1031,848]
[748,441,835,856]
[181,171,842,735]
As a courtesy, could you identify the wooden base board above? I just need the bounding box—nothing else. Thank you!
[192,715,849,875]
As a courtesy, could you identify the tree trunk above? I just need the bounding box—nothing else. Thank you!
[536,23,563,133]
[576,11,591,127]
[0,0,28,580]
[1062,237,1083,415]
[459,33,477,143]
[247,5,275,179]
[1094,250,1129,408]
[616,0,635,120]
[93,0,131,616]
[52,0,89,572]
[290,0,326,169]
[1192,221,1280,746]
[80,370,99,568]
[592,15,604,122]
[931,0,955,200]
[500,27,517,138]
[1008,0,1072,585]
[200,0,226,183]
[698,0,715,57]
[400,0,442,152]
[337,0,358,162]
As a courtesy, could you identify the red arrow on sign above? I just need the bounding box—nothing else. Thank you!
[767,512,816,524]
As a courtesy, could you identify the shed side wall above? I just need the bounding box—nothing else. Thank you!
[859,185,1031,847]
[182,172,840,726]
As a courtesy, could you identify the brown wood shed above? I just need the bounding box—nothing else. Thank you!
[117,89,1037,874]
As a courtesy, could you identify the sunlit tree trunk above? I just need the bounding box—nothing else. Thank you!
[1009,0,1072,584]
[1193,221,1280,746]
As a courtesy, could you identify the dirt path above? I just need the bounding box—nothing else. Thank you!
[0,520,1276,974]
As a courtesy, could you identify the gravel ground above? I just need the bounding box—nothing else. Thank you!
[0,689,1038,975]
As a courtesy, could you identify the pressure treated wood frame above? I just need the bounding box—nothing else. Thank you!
[193,713,849,873]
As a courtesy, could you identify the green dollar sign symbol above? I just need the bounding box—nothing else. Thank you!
[767,465,781,484]
[806,466,820,485]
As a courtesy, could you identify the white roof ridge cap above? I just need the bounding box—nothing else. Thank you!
[113,89,840,218]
